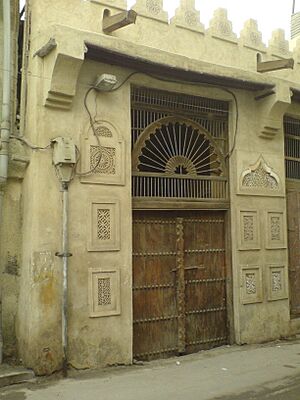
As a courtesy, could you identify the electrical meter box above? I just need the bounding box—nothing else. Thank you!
[52,137,76,166]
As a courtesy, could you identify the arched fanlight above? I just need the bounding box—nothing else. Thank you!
[132,117,225,177]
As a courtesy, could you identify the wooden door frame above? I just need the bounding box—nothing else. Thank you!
[131,204,235,352]
[286,180,300,319]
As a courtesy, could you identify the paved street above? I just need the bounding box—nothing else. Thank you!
[0,341,300,399]
[214,375,300,399]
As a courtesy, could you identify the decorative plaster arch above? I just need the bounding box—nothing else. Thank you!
[241,155,280,191]
[132,116,226,177]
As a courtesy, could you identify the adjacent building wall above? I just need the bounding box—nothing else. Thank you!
[0,0,23,361]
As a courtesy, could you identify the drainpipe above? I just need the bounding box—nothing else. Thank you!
[0,0,11,185]
[61,182,69,376]
[0,0,12,365]
[55,178,71,376]
[52,138,76,376]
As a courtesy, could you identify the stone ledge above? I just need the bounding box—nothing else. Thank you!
[0,365,34,388]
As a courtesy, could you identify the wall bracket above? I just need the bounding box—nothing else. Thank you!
[102,10,137,34]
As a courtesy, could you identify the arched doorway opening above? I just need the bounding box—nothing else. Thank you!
[131,87,230,360]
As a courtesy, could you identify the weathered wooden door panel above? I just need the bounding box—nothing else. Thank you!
[133,212,178,359]
[183,213,227,354]
[287,190,300,317]
[133,210,228,360]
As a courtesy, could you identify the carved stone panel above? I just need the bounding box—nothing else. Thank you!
[240,19,266,52]
[265,211,287,249]
[80,120,125,186]
[88,268,121,317]
[238,210,260,251]
[240,156,281,196]
[87,199,120,252]
[267,265,288,301]
[240,266,263,304]
[208,8,238,44]
[132,0,168,22]
[268,29,291,57]
[170,0,205,33]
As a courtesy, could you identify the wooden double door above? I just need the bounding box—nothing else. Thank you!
[287,188,300,318]
[133,210,228,360]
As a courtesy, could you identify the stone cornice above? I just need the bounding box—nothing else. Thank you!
[31,24,300,112]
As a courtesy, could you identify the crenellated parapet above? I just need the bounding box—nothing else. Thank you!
[131,0,168,23]
[268,29,292,58]
[240,19,266,53]
[207,8,237,44]
[91,0,127,10]
[28,0,300,115]
[170,0,204,34]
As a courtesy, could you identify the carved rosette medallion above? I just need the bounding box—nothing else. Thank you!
[218,21,231,36]
[146,0,161,15]
[184,10,198,27]
[240,19,265,50]
[90,146,116,175]
[249,31,260,46]
[208,8,237,42]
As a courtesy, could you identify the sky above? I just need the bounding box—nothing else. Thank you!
[19,0,295,43]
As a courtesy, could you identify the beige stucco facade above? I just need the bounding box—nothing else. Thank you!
[0,0,23,361]
[2,0,300,374]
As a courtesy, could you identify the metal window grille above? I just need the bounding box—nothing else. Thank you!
[131,86,229,201]
[284,116,300,180]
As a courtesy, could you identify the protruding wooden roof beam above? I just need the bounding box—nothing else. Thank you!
[102,10,137,34]
[257,58,294,73]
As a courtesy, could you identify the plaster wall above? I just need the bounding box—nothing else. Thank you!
[17,57,132,374]
[229,90,290,343]
[0,0,23,361]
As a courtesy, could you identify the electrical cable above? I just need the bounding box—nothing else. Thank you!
[8,65,238,171]
[221,89,239,159]
[9,135,51,150]
[106,71,239,159]
[74,71,238,179]
[74,87,104,176]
